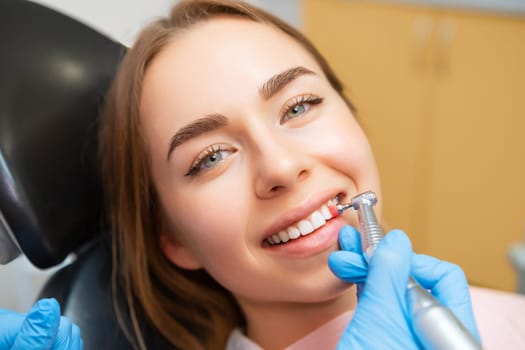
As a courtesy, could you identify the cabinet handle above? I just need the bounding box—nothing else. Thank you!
[412,15,433,73]
[435,18,457,75]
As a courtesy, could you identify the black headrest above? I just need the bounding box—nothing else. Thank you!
[0,0,125,268]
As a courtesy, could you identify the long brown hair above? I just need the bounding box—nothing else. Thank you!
[99,1,352,349]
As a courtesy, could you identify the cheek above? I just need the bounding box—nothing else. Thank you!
[165,178,252,261]
[168,189,260,292]
[316,113,377,174]
[308,110,382,208]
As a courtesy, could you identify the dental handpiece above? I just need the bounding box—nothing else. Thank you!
[334,191,482,350]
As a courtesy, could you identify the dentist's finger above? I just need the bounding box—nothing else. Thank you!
[12,298,60,350]
[69,324,83,350]
[52,317,83,350]
[411,254,480,342]
[328,250,368,283]
[0,309,24,348]
[338,226,362,252]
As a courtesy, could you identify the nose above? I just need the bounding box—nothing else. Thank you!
[253,133,312,199]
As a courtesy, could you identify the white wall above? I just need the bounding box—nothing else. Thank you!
[29,0,300,46]
[399,0,525,14]
[0,257,69,312]
[0,0,299,313]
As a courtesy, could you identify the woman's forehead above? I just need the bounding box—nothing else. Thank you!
[143,17,322,92]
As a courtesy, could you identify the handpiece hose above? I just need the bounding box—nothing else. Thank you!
[338,191,482,350]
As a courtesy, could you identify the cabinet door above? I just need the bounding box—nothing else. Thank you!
[303,1,437,251]
[303,0,525,290]
[424,10,525,290]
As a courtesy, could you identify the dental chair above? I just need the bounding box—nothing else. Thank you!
[0,0,172,348]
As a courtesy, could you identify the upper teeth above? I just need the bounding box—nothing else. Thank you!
[267,197,339,245]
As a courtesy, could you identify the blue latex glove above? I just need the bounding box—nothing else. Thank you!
[0,298,83,350]
[328,226,481,349]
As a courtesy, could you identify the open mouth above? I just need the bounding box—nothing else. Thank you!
[266,194,342,246]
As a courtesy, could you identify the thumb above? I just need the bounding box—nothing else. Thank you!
[328,226,368,283]
[12,298,61,350]
[361,230,413,314]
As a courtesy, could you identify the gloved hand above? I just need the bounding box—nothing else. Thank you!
[0,298,83,350]
[328,226,481,349]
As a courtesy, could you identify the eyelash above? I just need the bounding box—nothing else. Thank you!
[185,144,231,177]
[281,94,324,124]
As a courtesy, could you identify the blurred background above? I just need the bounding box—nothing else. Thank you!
[1,0,524,311]
[302,0,525,294]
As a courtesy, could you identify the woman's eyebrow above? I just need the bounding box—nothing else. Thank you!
[167,113,228,160]
[260,66,315,100]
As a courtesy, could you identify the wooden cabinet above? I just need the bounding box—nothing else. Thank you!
[303,0,525,291]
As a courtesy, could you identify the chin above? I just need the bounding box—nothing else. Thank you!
[292,276,356,304]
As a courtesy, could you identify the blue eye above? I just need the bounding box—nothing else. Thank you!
[202,151,224,168]
[285,103,307,119]
[185,145,232,176]
[281,95,323,124]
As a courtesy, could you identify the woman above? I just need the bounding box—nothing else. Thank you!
[96,1,480,349]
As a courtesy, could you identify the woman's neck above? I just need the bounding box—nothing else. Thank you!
[237,285,357,350]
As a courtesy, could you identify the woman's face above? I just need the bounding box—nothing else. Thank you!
[140,18,381,305]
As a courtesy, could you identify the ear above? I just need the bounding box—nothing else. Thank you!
[160,231,202,270]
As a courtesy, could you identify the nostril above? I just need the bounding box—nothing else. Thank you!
[270,185,283,193]
[297,169,309,181]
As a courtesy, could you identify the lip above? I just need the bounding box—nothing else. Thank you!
[261,189,346,243]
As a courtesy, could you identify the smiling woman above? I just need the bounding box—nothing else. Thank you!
[98,1,481,350]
